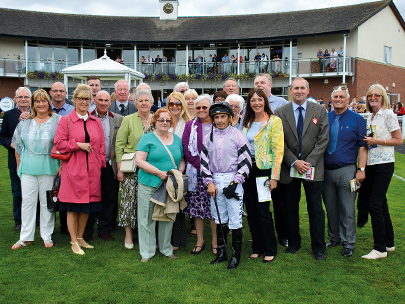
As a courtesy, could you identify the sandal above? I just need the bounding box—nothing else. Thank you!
[70,242,85,255]
[211,244,218,256]
[11,240,29,250]
[44,240,54,248]
[191,243,205,255]
[77,237,94,249]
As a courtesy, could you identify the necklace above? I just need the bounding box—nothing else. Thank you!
[141,113,152,128]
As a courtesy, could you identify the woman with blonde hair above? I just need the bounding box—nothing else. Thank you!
[184,89,198,118]
[358,84,402,259]
[54,84,106,255]
[11,89,60,249]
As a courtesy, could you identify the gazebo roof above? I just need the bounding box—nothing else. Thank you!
[61,54,144,81]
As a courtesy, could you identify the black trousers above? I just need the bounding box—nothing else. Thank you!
[271,186,289,241]
[85,163,119,236]
[357,162,395,252]
[279,178,326,253]
[243,163,277,256]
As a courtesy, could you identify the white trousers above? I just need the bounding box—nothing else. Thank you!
[20,174,55,242]
[210,172,244,230]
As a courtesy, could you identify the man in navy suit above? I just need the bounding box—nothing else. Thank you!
[0,87,31,230]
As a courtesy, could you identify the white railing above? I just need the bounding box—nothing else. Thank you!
[359,113,405,139]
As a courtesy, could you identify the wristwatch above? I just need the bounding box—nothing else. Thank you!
[358,167,365,172]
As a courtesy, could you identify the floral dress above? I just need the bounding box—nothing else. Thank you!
[118,124,154,228]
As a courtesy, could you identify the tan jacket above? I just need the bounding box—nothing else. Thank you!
[151,169,187,222]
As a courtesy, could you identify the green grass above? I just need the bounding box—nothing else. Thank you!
[0,147,404,303]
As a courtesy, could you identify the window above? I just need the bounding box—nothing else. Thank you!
[384,46,392,64]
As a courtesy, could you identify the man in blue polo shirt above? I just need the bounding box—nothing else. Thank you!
[322,85,368,257]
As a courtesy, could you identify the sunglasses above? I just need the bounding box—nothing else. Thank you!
[168,102,182,108]
[156,119,172,123]
[196,106,208,110]
[368,94,382,99]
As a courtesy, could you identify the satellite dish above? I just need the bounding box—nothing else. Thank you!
[0,97,14,112]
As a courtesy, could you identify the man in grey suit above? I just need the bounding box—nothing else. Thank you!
[274,77,329,260]
[84,90,124,241]
[109,79,136,116]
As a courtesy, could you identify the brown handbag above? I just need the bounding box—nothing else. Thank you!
[51,116,73,161]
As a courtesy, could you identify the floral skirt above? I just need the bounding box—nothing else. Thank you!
[184,177,212,220]
[118,172,138,228]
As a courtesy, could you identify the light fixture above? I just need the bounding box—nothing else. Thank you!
[324,79,329,84]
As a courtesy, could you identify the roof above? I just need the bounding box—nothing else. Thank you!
[0,1,401,43]
[61,54,144,80]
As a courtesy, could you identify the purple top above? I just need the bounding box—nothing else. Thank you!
[182,118,203,171]
[201,125,252,185]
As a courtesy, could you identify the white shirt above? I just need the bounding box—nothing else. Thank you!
[367,108,400,166]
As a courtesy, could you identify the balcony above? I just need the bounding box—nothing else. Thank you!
[1,57,355,81]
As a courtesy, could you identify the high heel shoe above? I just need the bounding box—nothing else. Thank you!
[77,237,94,249]
[71,242,85,255]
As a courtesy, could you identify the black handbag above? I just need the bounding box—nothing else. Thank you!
[46,176,61,212]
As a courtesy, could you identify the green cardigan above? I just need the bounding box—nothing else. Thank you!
[115,112,150,163]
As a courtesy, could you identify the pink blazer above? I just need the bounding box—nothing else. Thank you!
[54,111,106,203]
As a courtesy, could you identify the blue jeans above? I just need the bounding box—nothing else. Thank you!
[9,169,22,224]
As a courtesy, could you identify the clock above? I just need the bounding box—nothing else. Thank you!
[163,3,174,14]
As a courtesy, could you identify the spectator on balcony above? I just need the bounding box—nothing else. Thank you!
[140,56,146,73]
[261,53,268,73]
[196,55,203,74]
[109,79,136,116]
[155,55,162,74]
[254,52,261,73]
[162,55,168,74]
[213,90,228,103]
[223,78,239,95]
[330,48,338,70]
[87,75,101,113]
[147,55,153,73]
[188,56,195,74]
[213,54,219,74]
[222,54,229,73]
[230,55,236,74]
[115,55,124,64]
[274,54,282,71]
[317,49,324,72]
[169,56,176,74]
[173,82,189,95]
[337,46,344,72]
[323,49,330,72]
[207,54,214,74]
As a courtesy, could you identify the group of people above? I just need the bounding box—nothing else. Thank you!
[317,47,345,72]
[0,73,401,270]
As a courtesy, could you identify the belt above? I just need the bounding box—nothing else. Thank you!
[325,164,354,170]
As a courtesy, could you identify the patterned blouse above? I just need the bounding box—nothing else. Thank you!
[366,108,400,166]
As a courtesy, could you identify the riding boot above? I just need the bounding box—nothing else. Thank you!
[228,228,242,270]
[210,224,228,265]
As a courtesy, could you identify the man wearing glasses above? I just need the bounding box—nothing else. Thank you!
[0,87,31,231]
[322,85,367,258]
[173,82,189,95]
[49,82,74,116]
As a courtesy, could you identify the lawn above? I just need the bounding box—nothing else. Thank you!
[0,148,404,303]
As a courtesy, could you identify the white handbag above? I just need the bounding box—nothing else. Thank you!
[120,153,137,173]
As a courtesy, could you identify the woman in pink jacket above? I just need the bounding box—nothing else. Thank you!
[54,84,105,255]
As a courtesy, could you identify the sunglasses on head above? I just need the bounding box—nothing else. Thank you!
[168,102,182,107]
[196,106,208,110]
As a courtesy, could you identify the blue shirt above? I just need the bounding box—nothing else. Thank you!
[51,101,74,116]
[324,109,367,167]
[292,100,307,126]
[269,95,288,113]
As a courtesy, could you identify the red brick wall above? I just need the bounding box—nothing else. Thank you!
[0,77,24,99]
[305,59,405,104]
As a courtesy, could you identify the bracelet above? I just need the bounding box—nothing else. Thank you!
[384,140,387,146]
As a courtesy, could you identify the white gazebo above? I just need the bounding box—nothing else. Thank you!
[61,53,144,90]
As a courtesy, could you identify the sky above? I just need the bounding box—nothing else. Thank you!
[0,0,404,19]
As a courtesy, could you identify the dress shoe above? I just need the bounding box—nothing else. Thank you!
[166,254,177,259]
[14,223,21,231]
[285,246,300,254]
[99,233,115,241]
[82,235,93,242]
[191,243,205,255]
[315,252,326,260]
[326,240,341,248]
[280,239,289,247]
[361,249,387,259]
[386,246,395,252]
[341,248,353,257]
